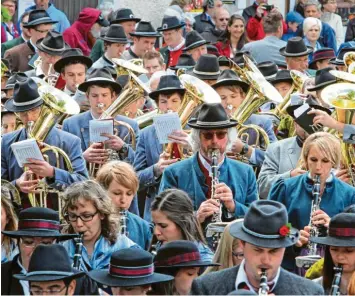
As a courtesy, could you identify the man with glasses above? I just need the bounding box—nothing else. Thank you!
[4,9,57,72]
[159,103,258,226]
[201,8,230,44]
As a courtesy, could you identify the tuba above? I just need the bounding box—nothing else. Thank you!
[112,58,148,77]
[344,52,355,69]
[329,70,355,84]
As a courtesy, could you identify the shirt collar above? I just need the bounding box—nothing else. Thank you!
[64,86,75,96]
[90,110,99,120]
[168,38,185,51]
[17,256,30,295]
[198,151,224,174]
[128,47,139,59]
[235,260,281,293]
[103,53,114,65]
[307,172,334,183]
[29,38,38,52]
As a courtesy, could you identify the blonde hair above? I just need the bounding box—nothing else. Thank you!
[303,17,322,35]
[203,219,243,275]
[61,180,119,244]
[302,132,341,170]
[96,161,139,193]
[1,191,18,258]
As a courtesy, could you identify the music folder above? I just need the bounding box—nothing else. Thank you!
[11,139,44,167]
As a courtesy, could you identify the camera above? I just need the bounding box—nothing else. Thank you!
[263,4,274,11]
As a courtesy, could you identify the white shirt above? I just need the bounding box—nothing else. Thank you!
[168,38,185,52]
[198,151,224,175]
[235,259,280,293]
[17,257,30,295]
[64,86,75,96]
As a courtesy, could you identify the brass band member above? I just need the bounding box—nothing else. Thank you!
[269,132,355,271]
[190,200,324,295]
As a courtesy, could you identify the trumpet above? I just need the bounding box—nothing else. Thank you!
[330,265,343,296]
[259,269,269,296]
[45,63,60,87]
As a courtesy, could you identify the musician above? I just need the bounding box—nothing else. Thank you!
[158,16,185,68]
[13,244,85,296]
[212,69,277,167]
[308,48,335,70]
[62,68,139,166]
[142,51,166,79]
[280,37,313,75]
[329,47,354,72]
[1,78,88,201]
[269,69,293,99]
[121,21,161,61]
[159,103,258,221]
[169,53,196,74]
[268,132,355,271]
[1,207,98,296]
[88,248,174,296]
[54,48,93,97]
[4,9,57,72]
[188,54,221,86]
[190,200,324,295]
[89,24,128,74]
[2,72,28,100]
[152,240,219,295]
[182,31,208,62]
[61,180,137,272]
[96,161,153,250]
[133,75,190,221]
[1,107,16,135]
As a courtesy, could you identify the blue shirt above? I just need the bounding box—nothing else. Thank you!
[126,211,153,250]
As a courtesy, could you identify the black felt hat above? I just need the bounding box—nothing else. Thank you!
[257,61,278,81]
[78,68,122,93]
[130,21,161,38]
[212,69,249,93]
[307,67,336,91]
[157,16,185,31]
[188,102,238,129]
[101,24,128,43]
[329,47,355,66]
[111,8,141,24]
[183,30,209,51]
[188,54,220,80]
[23,9,58,28]
[149,75,185,101]
[269,70,293,85]
[4,72,28,90]
[36,31,66,56]
[279,37,313,57]
[170,53,196,71]
[88,248,174,287]
[54,48,93,73]
[218,56,231,68]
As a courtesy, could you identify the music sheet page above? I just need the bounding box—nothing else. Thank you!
[11,139,44,167]
[89,119,114,143]
[153,113,182,144]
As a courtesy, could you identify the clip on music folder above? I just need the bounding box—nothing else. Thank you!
[294,104,323,135]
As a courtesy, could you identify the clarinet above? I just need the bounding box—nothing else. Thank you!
[119,209,128,236]
[308,174,321,256]
[210,149,221,223]
[72,232,84,270]
[330,265,343,296]
[259,269,269,296]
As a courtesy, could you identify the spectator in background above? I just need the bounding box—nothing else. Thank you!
[1,11,30,58]
[215,14,247,58]
[319,0,343,48]
[303,17,323,62]
[345,18,355,43]
[242,0,267,24]
[242,11,286,66]
[97,0,114,20]
[282,11,304,42]
[201,8,230,44]
[194,0,223,34]
[1,0,19,43]
[294,0,306,17]
[164,0,191,22]
[25,0,70,33]
[184,12,195,33]
[63,8,109,57]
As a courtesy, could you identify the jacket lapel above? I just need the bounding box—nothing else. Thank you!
[80,112,92,150]
[286,138,300,169]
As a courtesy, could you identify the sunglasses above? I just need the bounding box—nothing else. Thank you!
[219,18,229,21]
[201,131,228,140]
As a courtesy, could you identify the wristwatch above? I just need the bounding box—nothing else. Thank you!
[240,143,249,156]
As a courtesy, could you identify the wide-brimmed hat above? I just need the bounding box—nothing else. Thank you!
[101,24,128,43]
[286,93,332,119]
[269,70,293,85]
[78,68,122,93]
[4,78,43,113]
[212,69,249,93]
[130,21,161,38]
[233,50,252,67]
[329,47,354,66]
[111,8,141,24]
[183,31,209,52]
[96,13,110,27]
[2,207,76,240]
[311,213,355,247]
[157,16,184,31]
[54,48,93,73]
[230,200,299,248]
[280,37,313,57]
[188,102,238,129]
[218,56,231,68]
[88,248,174,287]
[149,75,185,101]
[170,53,196,71]
[14,245,85,282]
[36,31,67,56]
[188,54,220,80]
[309,48,335,69]
[154,241,220,268]
[23,9,58,28]
[307,67,336,91]
[4,72,28,90]
[257,61,278,81]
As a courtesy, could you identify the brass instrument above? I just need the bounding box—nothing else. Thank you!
[44,63,60,87]
[72,232,84,270]
[1,60,9,77]
[329,70,355,83]
[330,265,343,296]
[321,83,355,186]
[1,179,21,207]
[119,209,128,236]
[259,269,269,296]
[136,109,159,129]
[295,174,322,268]
[112,58,148,76]
[344,52,355,69]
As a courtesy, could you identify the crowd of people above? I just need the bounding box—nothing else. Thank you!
[1,0,355,295]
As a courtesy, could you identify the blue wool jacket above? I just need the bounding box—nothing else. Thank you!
[126,211,153,250]
[159,153,258,218]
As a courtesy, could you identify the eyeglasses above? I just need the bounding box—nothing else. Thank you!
[30,285,67,295]
[219,18,229,21]
[200,131,228,140]
[232,251,244,260]
[20,238,54,249]
[66,211,98,222]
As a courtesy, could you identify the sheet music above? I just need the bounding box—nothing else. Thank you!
[89,119,114,143]
[294,103,310,118]
[11,139,44,167]
[153,112,182,144]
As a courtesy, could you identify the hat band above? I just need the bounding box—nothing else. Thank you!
[86,77,115,83]
[264,73,277,80]
[242,224,282,239]
[19,219,60,231]
[40,42,66,53]
[109,263,154,278]
[26,270,73,277]
[196,119,231,125]
[156,251,200,266]
[13,96,42,107]
[329,227,355,237]
[193,69,220,76]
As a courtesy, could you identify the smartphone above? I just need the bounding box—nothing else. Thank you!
[264,4,274,11]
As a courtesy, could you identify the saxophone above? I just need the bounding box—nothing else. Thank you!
[259,269,269,296]
[72,232,84,270]
[330,265,343,296]
[119,209,128,237]
[295,174,322,268]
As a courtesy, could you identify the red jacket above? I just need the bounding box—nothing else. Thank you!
[215,40,231,58]
[63,8,101,56]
